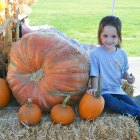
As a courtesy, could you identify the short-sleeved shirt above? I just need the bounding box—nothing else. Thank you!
[90,46,129,95]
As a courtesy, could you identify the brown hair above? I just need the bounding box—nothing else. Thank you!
[98,16,122,48]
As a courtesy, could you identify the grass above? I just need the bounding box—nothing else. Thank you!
[28,0,140,56]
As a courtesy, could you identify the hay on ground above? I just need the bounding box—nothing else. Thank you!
[0,101,139,140]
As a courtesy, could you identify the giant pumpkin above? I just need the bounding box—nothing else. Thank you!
[7,32,89,111]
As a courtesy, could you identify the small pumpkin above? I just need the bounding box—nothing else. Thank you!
[78,92,104,120]
[18,98,42,125]
[50,95,75,125]
[0,78,11,108]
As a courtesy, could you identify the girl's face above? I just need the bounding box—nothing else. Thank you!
[100,25,119,51]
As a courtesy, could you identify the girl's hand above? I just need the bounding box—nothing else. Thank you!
[86,88,97,96]
[127,73,135,84]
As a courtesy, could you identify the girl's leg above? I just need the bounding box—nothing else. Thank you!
[102,94,140,117]
[113,94,140,109]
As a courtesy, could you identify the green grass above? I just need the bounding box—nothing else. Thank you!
[28,0,140,56]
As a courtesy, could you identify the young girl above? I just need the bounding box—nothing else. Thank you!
[87,15,140,120]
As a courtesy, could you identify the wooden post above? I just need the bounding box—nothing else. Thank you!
[15,4,19,41]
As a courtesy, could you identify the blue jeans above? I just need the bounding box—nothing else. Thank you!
[102,94,140,117]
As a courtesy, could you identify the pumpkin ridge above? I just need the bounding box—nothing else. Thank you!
[40,73,88,92]
[32,81,50,110]
[31,36,46,70]
[15,80,40,105]
[41,43,69,70]
[14,35,39,72]
[10,46,34,73]
[45,51,80,66]
[7,73,31,96]
[18,40,32,69]
[34,41,60,70]
[24,37,39,71]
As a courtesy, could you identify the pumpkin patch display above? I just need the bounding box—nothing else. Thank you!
[50,95,75,125]
[0,78,11,108]
[78,92,104,120]
[7,32,89,111]
[18,98,42,125]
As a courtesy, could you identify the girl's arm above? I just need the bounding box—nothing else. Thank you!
[123,72,129,80]
[87,76,99,95]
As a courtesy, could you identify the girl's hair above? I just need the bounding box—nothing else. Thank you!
[98,15,122,48]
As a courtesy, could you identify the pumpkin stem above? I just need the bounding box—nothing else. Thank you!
[61,95,71,108]
[26,98,32,105]
[49,87,87,96]
[95,76,102,98]
[30,69,43,83]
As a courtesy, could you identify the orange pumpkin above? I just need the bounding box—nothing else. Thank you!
[0,78,11,108]
[50,96,75,125]
[18,98,42,125]
[7,32,89,111]
[78,92,104,120]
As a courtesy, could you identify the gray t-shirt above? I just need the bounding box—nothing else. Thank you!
[90,46,129,95]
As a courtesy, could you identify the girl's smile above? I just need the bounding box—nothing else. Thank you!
[100,25,119,51]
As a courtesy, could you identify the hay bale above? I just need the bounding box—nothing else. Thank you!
[122,80,134,97]
[0,104,139,140]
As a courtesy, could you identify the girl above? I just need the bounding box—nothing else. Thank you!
[87,15,140,120]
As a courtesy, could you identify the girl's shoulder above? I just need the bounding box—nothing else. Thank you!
[117,47,125,52]
[117,48,128,57]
